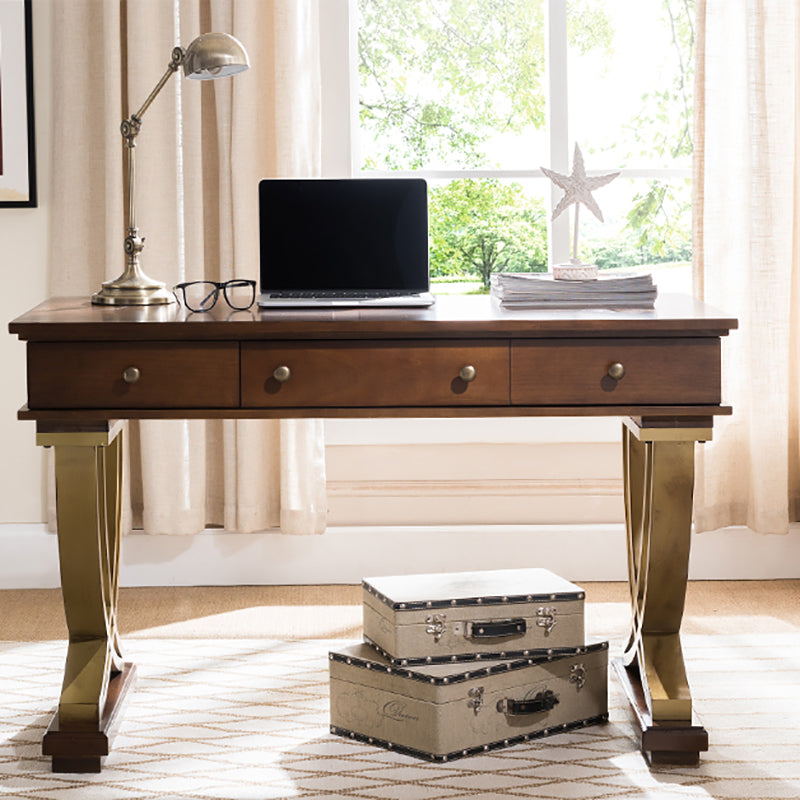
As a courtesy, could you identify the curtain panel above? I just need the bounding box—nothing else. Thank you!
[693,0,800,534]
[48,0,327,535]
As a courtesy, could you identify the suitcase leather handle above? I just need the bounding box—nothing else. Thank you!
[496,689,559,715]
[467,618,527,639]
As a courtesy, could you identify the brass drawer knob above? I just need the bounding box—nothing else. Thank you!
[122,366,141,384]
[273,365,291,383]
[459,365,477,382]
[607,362,625,380]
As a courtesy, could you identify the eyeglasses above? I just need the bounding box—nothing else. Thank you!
[173,279,256,312]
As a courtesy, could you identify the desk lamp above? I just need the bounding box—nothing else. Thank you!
[92,33,250,305]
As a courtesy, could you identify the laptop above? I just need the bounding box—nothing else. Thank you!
[257,178,435,308]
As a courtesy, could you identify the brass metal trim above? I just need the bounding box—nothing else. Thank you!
[52,430,125,729]
[622,423,695,723]
[37,420,125,448]
[624,417,713,443]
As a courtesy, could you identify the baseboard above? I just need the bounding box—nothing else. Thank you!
[2,522,800,589]
[326,442,624,526]
[327,476,625,525]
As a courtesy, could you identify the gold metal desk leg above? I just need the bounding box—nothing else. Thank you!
[37,425,136,773]
[613,419,710,766]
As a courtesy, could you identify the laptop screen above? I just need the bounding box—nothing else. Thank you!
[259,178,429,293]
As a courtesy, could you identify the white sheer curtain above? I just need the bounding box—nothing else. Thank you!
[48,0,327,535]
[692,0,800,534]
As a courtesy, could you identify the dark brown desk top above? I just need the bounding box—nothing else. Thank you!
[9,293,737,342]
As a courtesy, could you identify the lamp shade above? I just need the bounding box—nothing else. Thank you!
[183,32,250,80]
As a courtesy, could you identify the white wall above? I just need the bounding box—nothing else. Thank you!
[1,0,51,525]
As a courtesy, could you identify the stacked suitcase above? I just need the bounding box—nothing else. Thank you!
[329,567,608,761]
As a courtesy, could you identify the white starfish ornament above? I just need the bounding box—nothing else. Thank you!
[541,143,619,264]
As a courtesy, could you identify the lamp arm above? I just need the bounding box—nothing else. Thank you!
[119,46,185,266]
[132,46,185,122]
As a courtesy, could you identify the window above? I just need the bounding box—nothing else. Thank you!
[356,0,694,293]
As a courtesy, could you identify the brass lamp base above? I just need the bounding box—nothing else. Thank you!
[91,273,176,306]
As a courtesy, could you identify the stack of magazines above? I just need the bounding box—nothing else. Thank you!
[490,271,657,309]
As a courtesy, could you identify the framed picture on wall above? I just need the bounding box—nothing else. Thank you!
[0,0,36,207]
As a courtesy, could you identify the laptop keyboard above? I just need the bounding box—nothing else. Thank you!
[268,290,416,299]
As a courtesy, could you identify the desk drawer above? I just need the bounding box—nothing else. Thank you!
[511,338,721,406]
[27,342,239,409]
[241,342,509,407]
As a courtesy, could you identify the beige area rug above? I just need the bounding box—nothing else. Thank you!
[1,633,800,800]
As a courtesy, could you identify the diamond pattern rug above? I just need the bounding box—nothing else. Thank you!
[1,634,800,799]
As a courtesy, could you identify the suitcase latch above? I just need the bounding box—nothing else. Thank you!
[536,606,558,635]
[467,686,484,714]
[425,613,447,642]
[570,663,586,689]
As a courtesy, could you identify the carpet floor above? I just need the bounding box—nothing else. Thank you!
[1,582,799,799]
[2,623,800,797]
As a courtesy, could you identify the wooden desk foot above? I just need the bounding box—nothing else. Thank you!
[613,658,707,766]
[43,662,136,773]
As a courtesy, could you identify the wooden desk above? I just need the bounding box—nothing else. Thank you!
[9,293,737,772]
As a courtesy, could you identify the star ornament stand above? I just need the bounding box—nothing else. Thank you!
[541,143,619,281]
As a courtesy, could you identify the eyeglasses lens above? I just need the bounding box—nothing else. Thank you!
[224,279,256,310]
[182,282,219,312]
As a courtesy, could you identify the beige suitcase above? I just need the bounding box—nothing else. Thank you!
[329,641,608,761]
[362,568,585,665]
